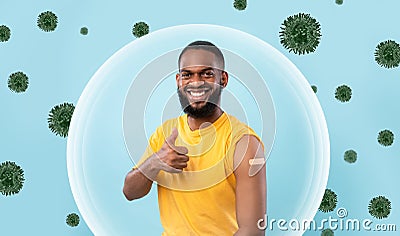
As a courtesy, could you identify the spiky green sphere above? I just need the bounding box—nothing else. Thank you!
[279,13,322,55]
[37,11,58,32]
[0,25,11,42]
[344,149,357,164]
[311,85,318,93]
[319,189,337,213]
[368,196,391,219]
[132,21,149,38]
[233,0,247,11]
[48,103,75,137]
[321,228,334,236]
[80,27,88,35]
[374,40,400,69]
[0,161,25,196]
[8,71,29,93]
[66,213,80,227]
[335,0,343,5]
[335,84,352,102]
[377,129,394,147]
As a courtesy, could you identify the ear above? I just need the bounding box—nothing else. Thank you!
[220,71,228,88]
[176,73,180,88]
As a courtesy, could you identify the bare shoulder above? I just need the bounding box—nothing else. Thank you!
[233,135,265,177]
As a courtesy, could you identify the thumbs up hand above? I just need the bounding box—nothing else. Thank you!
[154,127,189,173]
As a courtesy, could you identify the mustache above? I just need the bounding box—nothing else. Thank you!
[183,84,212,92]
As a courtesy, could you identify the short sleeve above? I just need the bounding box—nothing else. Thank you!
[132,126,164,170]
[224,125,264,174]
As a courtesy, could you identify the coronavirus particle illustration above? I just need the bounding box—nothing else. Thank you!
[132,21,149,38]
[319,189,337,213]
[335,84,352,102]
[344,149,357,164]
[48,102,75,138]
[0,161,25,196]
[377,129,394,147]
[0,25,11,42]
[8,71,29,93]
[37,11,58,32]
[321,228,334,236]
[66,213,80,227]
[368,196,391,219]
[374,40,400,68]
[80,27,88,35]
[233,0,247,11]
[335,0,343,5]
[279,13,321,55]
[311,85,318,93]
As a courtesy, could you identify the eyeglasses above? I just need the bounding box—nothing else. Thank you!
[179,68,223,80]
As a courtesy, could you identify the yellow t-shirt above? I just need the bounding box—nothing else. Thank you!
[135,112,263,235]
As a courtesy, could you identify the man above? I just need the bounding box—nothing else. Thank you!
[123,41,266,236]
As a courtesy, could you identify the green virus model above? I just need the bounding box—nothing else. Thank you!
[377,129,394,146]
[319,189,337,213]
[0,25,11,42]
[344,149,357,164]
[233,0,247,11]
[311,85,318,93]
[132,21,149,38]
[37,11,58,32]
[0,161,25,196]
[279,13,322,55]
[335,84,352,102]
[335,0,343,5]
[321,228,334,236]
[368,196,391,219]
[80,27,88,35]
[48,102,75,138]
[66,213,80,227]
[374,40,400,69]
[8,71,29,93]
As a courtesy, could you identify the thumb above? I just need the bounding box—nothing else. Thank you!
[165,128,188,154]
[165,127,178,147]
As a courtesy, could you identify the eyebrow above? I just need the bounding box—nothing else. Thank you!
[180,67,214,73]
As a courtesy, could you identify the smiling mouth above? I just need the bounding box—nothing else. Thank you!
[186,88,211,101]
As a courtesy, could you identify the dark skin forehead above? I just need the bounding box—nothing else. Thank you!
[179,49,224,71]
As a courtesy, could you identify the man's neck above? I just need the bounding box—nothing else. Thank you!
[187,107,224,131]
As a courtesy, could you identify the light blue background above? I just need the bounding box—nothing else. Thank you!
[1,0,399,235]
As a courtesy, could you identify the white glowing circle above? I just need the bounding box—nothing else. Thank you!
[67,24,330,236]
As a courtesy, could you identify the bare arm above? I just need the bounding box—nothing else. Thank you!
[233,135,266,236]
[123,127,189,201]
[123,154,160,201]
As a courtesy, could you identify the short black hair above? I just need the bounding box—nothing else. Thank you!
[178,40,225,70]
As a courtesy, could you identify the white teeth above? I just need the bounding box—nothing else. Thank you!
[190,91,205,97]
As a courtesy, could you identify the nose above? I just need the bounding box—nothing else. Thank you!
[191,72,203,82]
[187,80,205,88]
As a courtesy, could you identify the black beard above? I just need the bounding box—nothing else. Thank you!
[177,86,222,119]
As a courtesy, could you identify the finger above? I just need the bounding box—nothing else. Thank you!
[174,162,188,169]
[175,154,189,162]
[165,127,178,147]
[165,128,186,154]
[174,145,188,155]
[161,162,183,173]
